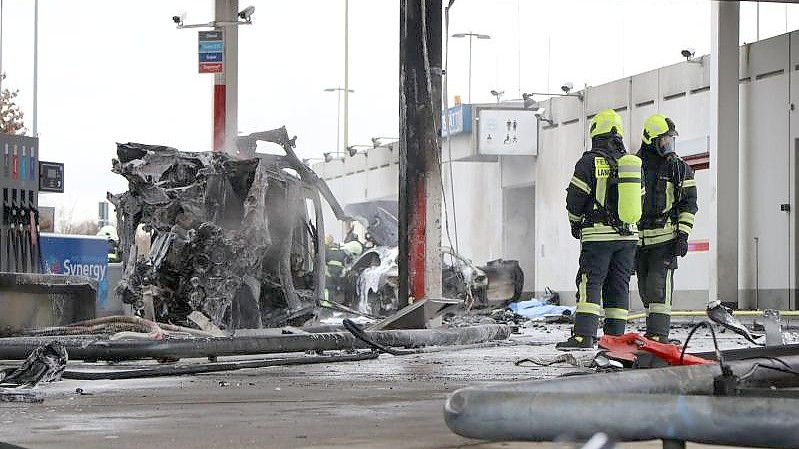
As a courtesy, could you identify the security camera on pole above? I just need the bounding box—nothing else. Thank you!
[173,2,255,154]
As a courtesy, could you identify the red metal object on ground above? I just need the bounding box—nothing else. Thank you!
[599,333,713,366]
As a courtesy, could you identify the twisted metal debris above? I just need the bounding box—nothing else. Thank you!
[108,127,348,331]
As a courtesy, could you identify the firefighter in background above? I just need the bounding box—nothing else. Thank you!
[636,114,698,342]
[324,222,364,304]
[559,109,642,350]
[97,225,121,263]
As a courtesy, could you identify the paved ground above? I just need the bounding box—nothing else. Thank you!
[0,322,759,449]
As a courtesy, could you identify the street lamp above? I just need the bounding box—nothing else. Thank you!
[324,87,355,157]
[451,32,491,103]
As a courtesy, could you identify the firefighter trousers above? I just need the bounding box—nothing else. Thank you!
[636,243,676,339]
[574,240,636,338]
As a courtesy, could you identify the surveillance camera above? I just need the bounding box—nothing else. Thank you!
[533,107,546,117]
[347,146,358,157]
[238,5,255,21]
[522,93,536,109]
[323,152,333,163]
[681,48,696,59]
[561,82,574,94]
[172,12,186,25]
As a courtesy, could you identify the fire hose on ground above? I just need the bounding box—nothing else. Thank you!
[444,347,799,448]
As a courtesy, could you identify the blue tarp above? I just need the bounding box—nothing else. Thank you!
[508,298,575,318]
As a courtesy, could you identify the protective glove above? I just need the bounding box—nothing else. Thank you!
[570,222,582,240]
[674,231,689,257]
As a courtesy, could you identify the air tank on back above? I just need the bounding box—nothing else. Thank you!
[616,154,642,224]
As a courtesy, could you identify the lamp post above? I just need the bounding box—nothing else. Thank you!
[451,31,491,103]
[324,87,355,157]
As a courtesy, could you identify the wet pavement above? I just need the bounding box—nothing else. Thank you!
[0,322,762,448]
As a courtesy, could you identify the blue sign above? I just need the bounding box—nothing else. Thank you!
[198,30,225,74]
[199,52,223,63]
[441,104,472,137]
[40,234,109,307]
[199,41,224,53]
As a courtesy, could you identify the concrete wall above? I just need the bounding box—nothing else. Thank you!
[313,29,799,311]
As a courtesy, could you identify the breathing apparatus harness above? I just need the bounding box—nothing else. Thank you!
[585,148,634,236]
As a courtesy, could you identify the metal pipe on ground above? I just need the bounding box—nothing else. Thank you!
[444,351,799,447]
[0,324,510,361]
[626,309,799,320]
[446,391,799,448]
[62,351,378,380]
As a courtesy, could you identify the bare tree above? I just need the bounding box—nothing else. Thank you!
[0,73,26,135]
[59,219,99,236]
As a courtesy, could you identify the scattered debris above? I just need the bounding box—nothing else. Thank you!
[25,315,217,340]
[108,127,348,331]
[0,341,67,387]
[763,309,786,346]
[514,353,583,367]
[706,300,763,345]
[599,333,712,367]
[0,388,43,403]
[337,200,524,316]
[507,298,574,320]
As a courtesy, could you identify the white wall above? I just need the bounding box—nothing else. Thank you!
[314,29,799,310]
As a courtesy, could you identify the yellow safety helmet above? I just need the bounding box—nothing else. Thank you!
[642,114,678,145]
[589,109,624,139]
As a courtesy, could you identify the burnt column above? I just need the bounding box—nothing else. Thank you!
[398,0,443,315]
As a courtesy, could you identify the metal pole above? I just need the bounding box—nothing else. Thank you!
[0,0,3,94]
[343,0,349,154]
[213,0,226,151]
[32,0,38,137]
[755,236,760,310]
[225,0,238,154]
[467,34,472,103]
[547,35,551,93]
[213,0,238,153]
[757,1,760,42]
[516,0,522,98]
[336,88,341,156]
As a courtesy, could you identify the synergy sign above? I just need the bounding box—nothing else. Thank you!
[40,234,109,307]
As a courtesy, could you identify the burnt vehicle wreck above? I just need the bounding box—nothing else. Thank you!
[109,127,348,330]
[332,201,525,316]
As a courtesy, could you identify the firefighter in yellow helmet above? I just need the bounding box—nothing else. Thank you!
[636,114,698,342]
[323,223,364,304]
[558,109,642,350]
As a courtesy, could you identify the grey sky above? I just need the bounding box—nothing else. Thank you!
[1,0,797,222]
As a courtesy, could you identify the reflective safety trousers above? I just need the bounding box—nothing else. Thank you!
[573,240,637,338]
[637,243,676,339]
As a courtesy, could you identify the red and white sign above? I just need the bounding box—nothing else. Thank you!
[199,62,224,74]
